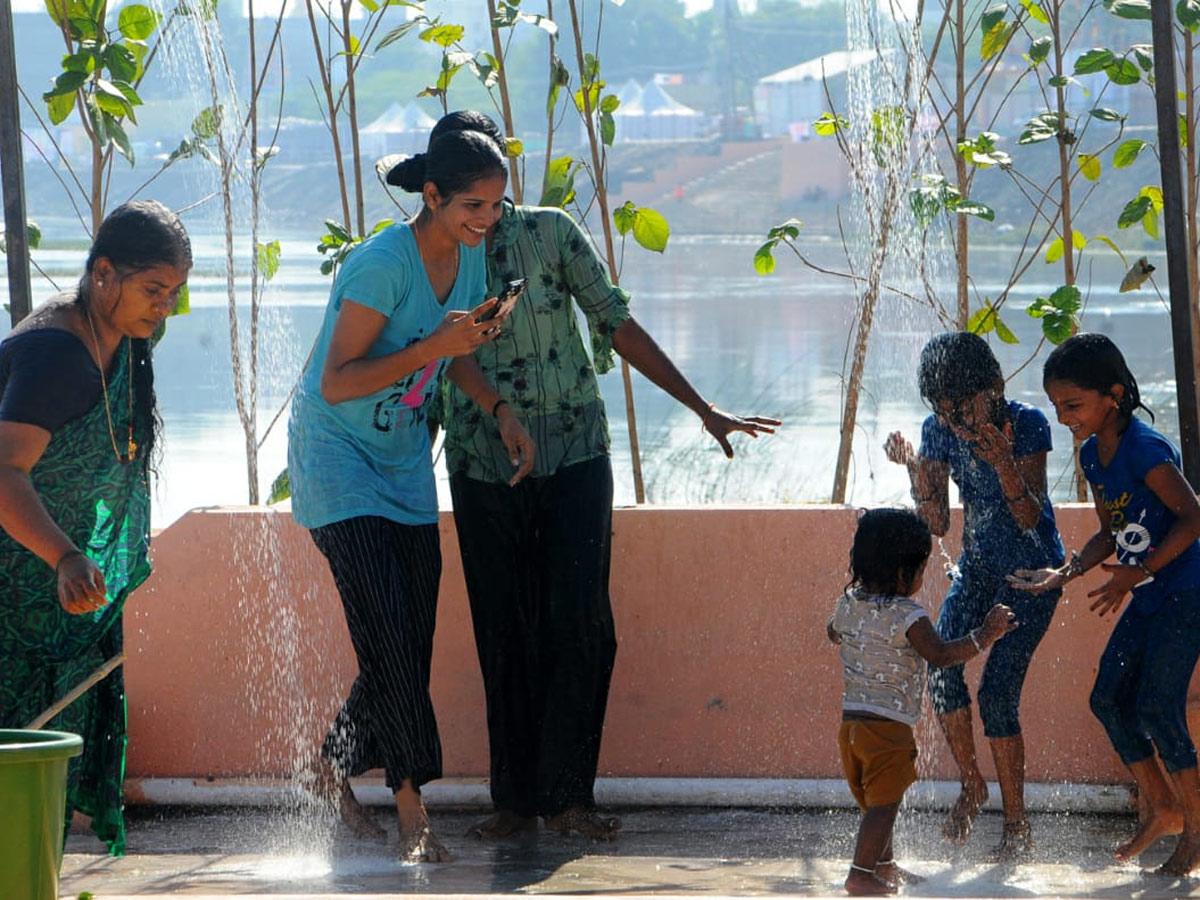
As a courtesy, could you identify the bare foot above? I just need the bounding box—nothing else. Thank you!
[1157,830,1200,877]
[466,810,538,839]
[301,758,386,840]
[942,780,987,844]
[400,824,455,863]
[337,783,387,840]
[1115,807,1183,861]
[876,861,924,886]
[544,806,621,841]
[845,868,896,896]
[989,819,1033,862]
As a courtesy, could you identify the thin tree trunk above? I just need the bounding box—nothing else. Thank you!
[566,0,645,503]
[487,0,523,204]
[954,0,968,327]
[342,0,364,236]
[306,0,352,231]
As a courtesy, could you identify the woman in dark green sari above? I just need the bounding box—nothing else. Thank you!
[0,200,191,855]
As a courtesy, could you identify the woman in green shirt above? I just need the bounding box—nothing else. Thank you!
[404,111,779,839]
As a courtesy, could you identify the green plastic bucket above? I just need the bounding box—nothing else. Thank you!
[0,729,83,900]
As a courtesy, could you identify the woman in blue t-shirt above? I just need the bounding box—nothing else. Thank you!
[1011,333,1200,877]
[886,331,1064,860]
[287,130,534,862]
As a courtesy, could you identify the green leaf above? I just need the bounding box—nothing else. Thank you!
[753,242,777,275]
[981,20,1014,61]
[324,219,352,243]
[813,111,847,136]
[46,90,75,125]
[630,205,670,253]
[967,303,999,335]
[1027,284,1081,344]
[118,4,160,40]
[1131,42,1155,71]
[26,221,41,249]
[420,23,464,47]
[358,0,379,11]
[1118,194,1153,229]
[1093,234,1128,266]
[1021,0,1050,24]
[1106,0,1152,18]
[1029,35,1053,65]
[1106,58,1141,85]
[43,69,87,100]
[1113,138,1147,167]
[539,156,577,208]
[106,114,134,165]
[257,239,281,281]
[1017,112,1062,145]
[981,4,1006,33]
[1089,107,1125,122]
[191,105,221,140]
[1072,230,1088,250]
[1181,0,1200,30]
[1074,48,1115,74]
[104,43,138,82]
[613,201,636,236]
[600,93,620,114]
[504,138,523,157]
[1141,184,1164,211]
[376,19,422,50]
[267,468,290,504]
[766,218,803,241]
[955,200,995,221]
[1045,237,1064,263]
[599,110,615,146]
[1079,153,1102,180]
[995,316,1019,343]
[172,284,189,316]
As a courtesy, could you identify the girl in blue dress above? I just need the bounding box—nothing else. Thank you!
[1010,333,1200,876]
[886,331,1063,859]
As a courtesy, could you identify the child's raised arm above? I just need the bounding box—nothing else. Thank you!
[906,604,1018,668]
[885,431,950,536]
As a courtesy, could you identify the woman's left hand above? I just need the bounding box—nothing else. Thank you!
[497,406,536,486]
[1087,562,1143,617]
[702,408,781,459]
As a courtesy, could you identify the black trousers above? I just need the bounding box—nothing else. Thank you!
[450,455,618,818]
[310,516,443,791]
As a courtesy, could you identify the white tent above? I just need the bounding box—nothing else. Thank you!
[360,102,436,157]
[611,80,704,141]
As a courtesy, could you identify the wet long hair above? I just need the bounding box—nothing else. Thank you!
[76,200,192,468]
[1042,332,1152,421]
[386,129,507,200]
[849,508,932,596]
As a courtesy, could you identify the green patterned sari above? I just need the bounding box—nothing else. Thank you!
[0,343,151,856]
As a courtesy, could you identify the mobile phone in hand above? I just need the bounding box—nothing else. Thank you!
[478,277,528,323]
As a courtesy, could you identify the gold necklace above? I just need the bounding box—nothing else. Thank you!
[84,308,137,465]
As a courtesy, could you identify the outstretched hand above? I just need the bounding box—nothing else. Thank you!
[701,407,781,459]
[884,431,914,467]
[1087,562,1144,617]
[1006,567,1064,594]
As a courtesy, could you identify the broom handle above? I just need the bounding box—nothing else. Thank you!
[26,652,126,730]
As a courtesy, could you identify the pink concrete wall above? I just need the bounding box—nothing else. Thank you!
[123,505,1183,785]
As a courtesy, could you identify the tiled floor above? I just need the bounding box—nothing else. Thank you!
[59,804,1200,898]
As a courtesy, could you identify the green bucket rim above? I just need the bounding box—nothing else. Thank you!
[0,729,83,762]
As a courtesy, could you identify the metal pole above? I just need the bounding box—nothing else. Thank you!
[0,0,31,326]
[1152,0,1200,486]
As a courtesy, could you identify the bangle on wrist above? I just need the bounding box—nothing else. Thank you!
[968,629,984,653]
[54,549,84,575]
[491,398,509,418]
[1063,551,1084,582]
[700,401,715,432]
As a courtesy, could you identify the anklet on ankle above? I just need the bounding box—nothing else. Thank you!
[850,864,876,874]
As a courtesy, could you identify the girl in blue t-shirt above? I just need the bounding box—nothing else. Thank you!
[885,331,1063,860]
[1010,333,1200,876]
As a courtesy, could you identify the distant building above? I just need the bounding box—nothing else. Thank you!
[360,102,436,159]
[753,49,879,140]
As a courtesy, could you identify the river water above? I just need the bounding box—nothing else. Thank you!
[3,230,1181,525]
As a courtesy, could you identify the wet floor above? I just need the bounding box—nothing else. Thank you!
[59,805,1200,899]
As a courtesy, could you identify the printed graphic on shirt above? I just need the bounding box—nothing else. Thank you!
[373,346,442,432]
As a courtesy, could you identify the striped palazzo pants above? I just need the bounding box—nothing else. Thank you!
[310,516,443,791]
